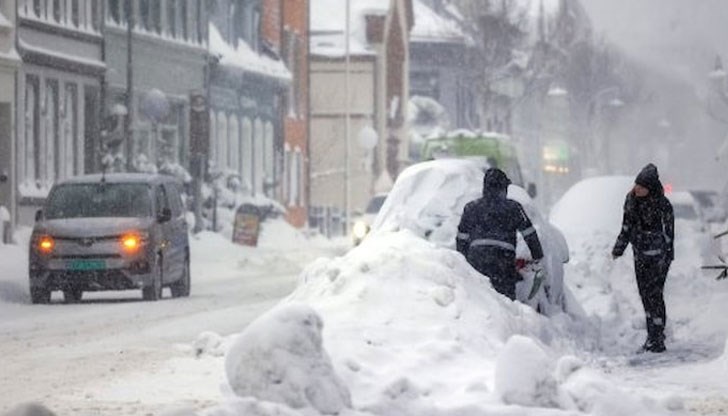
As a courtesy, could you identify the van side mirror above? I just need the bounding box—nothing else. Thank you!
[35,210,43,222]
[527,183,537,198]
[158,208,172,223]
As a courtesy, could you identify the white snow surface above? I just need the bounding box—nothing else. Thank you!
[225,304,351,414]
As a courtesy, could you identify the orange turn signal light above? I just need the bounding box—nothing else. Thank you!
[38,236,55,253]
[121,234,142,252]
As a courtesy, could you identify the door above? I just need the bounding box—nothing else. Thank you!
[163,182,187,281]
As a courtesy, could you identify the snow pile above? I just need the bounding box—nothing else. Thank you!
[494,335,560,407]
[209,24,291,80]
[224,304,351,414]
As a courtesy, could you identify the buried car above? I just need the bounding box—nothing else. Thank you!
[29,173,190,304]
[369,159,572,315]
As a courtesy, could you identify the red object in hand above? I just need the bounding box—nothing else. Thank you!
[515,258,527,270]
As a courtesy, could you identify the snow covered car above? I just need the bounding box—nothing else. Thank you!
[351,193,387,246]
[670,191,708,233]
[689,190,726,224]
[28,174,190,304]
[370,159,571,314]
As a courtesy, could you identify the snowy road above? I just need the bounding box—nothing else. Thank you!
[0,229,346,415]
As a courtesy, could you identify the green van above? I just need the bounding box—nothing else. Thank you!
[421,130,533,195]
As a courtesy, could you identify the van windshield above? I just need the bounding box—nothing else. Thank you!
[45,183,152,219]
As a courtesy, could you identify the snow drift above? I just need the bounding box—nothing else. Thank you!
[224,304,351,414]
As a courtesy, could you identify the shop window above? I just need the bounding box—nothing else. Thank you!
[241,118,253,191]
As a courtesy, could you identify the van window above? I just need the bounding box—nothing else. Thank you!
[155,185,168,216]
[164,183,183,217]
[45,183,152,219]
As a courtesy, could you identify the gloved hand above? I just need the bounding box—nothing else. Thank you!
[532,258,546,276]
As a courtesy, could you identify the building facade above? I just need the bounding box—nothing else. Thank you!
[207,0,289,203]
[104,0,208,175]
[279,0,308,227]
[0,0,20,240]
[409,0,474,133]
[309,0,413,235]
[15,0,105,225]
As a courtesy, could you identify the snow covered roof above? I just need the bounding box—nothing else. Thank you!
[18,39,103,69]
[410,0,467,44]
[209,24,291,81]
[310,0,390,57]
[0,10,11,29]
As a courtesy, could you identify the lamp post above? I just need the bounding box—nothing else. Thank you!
[344,0,351,236]
[124,0,135,172]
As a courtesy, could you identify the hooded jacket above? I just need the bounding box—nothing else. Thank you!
[613,164,675,260]
[456,168,544,261]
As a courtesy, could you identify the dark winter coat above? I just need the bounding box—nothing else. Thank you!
[456,169,544,268]
[613,164,675,262]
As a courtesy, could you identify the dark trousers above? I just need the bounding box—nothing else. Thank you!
[634,255,669,342]
[468,248,519,300]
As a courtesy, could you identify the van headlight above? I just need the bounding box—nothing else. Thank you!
[352,221,370,240]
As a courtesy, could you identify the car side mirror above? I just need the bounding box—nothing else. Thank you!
[527,183,537,198]
[35,209,43,222]
[158,208,172,223]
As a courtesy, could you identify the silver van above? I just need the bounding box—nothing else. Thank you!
[29,173,190,303]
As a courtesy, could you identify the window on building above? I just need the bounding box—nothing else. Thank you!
[167,0,177,37]
[44,80,59,186]
[284,31,298,116]
[24,76,40,184]
[283,147,290,204]
[263,121,274,193]
[209,111,217,165]
[179,0,188,40]
[71,0,80,26]
[61,84,78,179]
[242,118,253,191]
[250,7,261,51]
[216,112,227,171]
[253,119,264,195]
[52,0,61,22]
[140,0,161,33]
[229,116,239,173]
[196,0,205,44]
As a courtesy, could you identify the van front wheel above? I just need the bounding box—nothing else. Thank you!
[142,262,163,301]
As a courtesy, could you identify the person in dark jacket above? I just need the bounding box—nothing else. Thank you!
[456,168,545,300]
[612,163,674,353]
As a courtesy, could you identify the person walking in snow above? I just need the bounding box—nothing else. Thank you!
[456,168,545,300]
[612,163,674,353]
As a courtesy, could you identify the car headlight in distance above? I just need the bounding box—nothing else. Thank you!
[352,221,370,240]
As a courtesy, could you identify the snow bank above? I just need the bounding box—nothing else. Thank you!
[224,304,351,415]
[494,335,560,407]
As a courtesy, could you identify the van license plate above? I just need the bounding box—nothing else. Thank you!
[67,260,106,271]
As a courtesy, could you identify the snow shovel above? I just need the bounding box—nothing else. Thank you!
[528,269,545,300]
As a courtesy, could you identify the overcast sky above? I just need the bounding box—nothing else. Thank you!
[582,0,728,90]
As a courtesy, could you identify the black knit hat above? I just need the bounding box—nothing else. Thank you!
[635,163,664,195]
[483,168,511,194]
